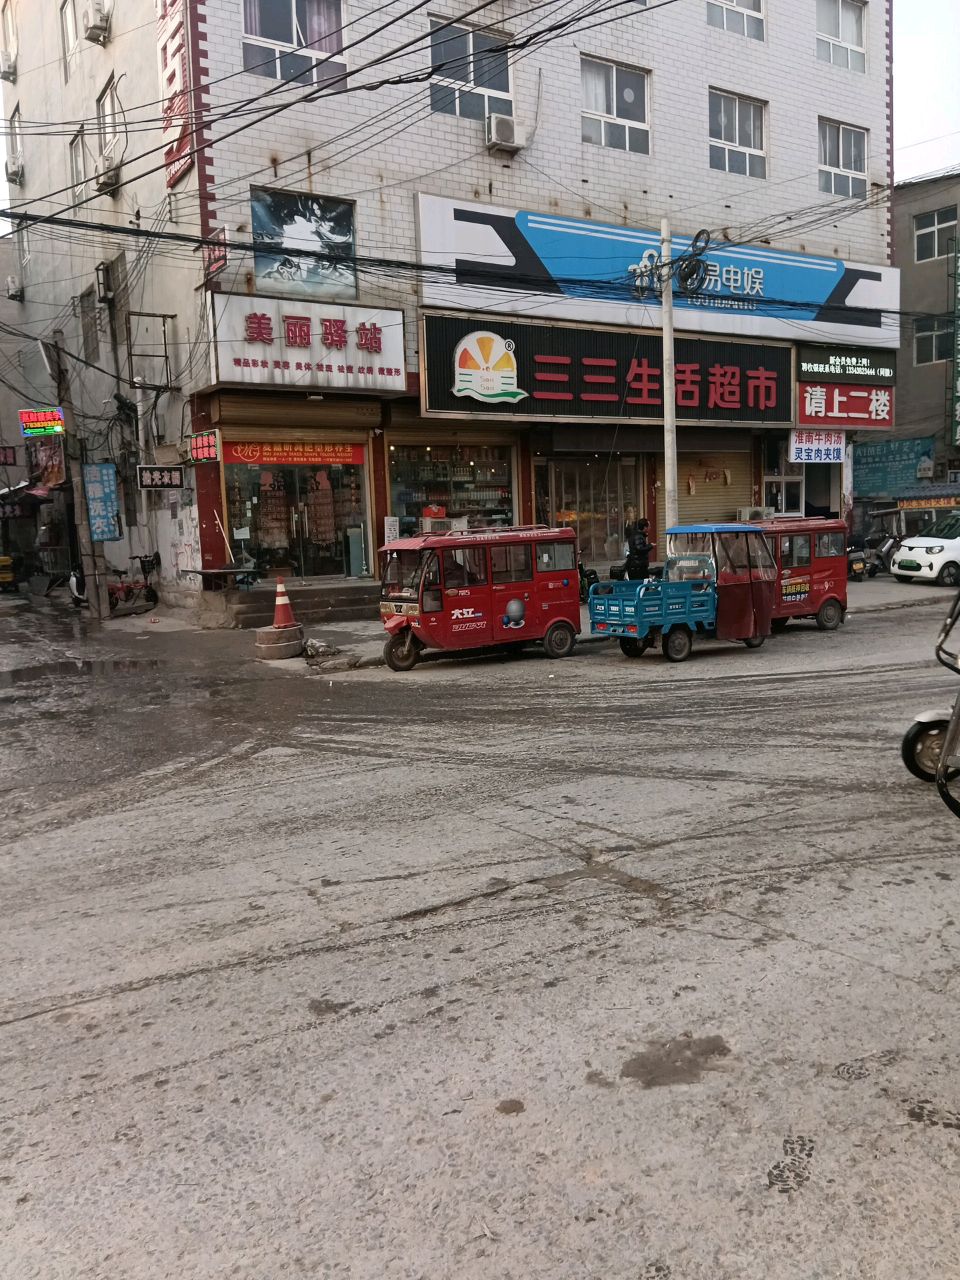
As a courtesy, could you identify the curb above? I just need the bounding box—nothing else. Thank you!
[848,596,953,616]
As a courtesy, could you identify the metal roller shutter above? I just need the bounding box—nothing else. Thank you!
[655,452,754,545]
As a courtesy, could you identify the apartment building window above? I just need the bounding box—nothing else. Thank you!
[430,21,512,119]
[915,206,957,262]
[60,0,79,79]
[581,57,649,154]
[242,0,344,84]
[96,78,120,154]
[79,288,100,362]
[16,220,29,269]
[69,130,86,198]
[1,1,14,54]
[706,0,764,41]
[8,102,21,159]
[915,317,954,365]
[816,0,865,72]
[709,89,766,178]
[818,119,866,195]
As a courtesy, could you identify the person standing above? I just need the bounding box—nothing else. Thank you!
[625,518,653,580]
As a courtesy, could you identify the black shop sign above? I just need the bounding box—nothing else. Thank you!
[422,313,792,424]
[797,345,896,385]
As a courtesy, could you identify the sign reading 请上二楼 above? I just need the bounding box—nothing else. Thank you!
[137,465,184,490]
[19,407,65,438]
[210,295,406,393]
[797,382,893,429]
[417,195,901,348]
[789,430,845,464]
[422,312,792,423]
[797,345,896,384]
[82,463,122,542]
[157,0,194,189]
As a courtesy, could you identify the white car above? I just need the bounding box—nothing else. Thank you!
[892,534,960,587]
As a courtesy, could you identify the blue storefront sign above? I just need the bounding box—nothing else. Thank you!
[853,437,936,498]
[418,195,901,349]
[82,462,122,541]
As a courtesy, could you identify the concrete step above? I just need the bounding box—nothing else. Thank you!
[227,599,379,629]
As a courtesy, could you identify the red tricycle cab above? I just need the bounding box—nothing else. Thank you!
[759,517,848,631]
[379,526,581,672]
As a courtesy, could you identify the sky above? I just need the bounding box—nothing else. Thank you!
[893,0,960,180]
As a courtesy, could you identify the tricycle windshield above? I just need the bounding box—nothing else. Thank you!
[667,532,713,560]
[381,549,430,599]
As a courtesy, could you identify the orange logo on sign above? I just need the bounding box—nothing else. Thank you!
[231,443,262,463]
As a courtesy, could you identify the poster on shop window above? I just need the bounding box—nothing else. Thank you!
[251,188,357,299]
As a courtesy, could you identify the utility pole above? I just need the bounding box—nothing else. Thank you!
[660,216,679,530]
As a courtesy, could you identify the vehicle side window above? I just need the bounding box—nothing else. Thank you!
[816,532,846,558]
[422,553,443,612]
[442,548,487,588]
[782,534,811,568]
[491,543,533,583]
[905,512,929,537]
[536,541,575,571]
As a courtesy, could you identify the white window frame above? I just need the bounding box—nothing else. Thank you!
[818,119,867,196]
[8,103,21,163]
[242,0,345,86]
[915,317,954,366]
[16,220,29,269]
[96,78,120,155]
[69,129,86,199]
[60,0,78,80]
[580,56,650,156]
[706,0,764,41]
[429,20,513,120]
[1,1,15,54]
[709,88,766,179]
[816,0,866,72]
[915,206,957,263]
[764,443,805,516]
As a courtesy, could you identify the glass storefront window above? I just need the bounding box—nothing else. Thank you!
[764,438,804,515]
[389,443,514,534]
[541,457,640,562]
[225,460,368,577]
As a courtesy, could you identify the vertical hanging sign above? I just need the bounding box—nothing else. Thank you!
[157,0,195,189]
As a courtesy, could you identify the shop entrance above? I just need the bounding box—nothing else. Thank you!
[536,457,641,563]
[225,449,369,578]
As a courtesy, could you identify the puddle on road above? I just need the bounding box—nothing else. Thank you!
[0,658,163,687]
[620,1034,731,1087]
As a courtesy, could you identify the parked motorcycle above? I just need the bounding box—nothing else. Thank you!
[934,592,960,817]
[578,556,599,603]
[847,540,866,582]
[901,589,960,786]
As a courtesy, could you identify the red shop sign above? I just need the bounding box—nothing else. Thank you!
[222,442,365,466]
[798,381,893,429]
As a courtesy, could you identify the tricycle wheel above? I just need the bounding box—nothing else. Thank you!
[618,637,649,658]
[664,626,692,663]
[383,630,420,672]
[543,621,576,659]
[901,719,950,783]
[743,635,765,649]
[816,599,843,631]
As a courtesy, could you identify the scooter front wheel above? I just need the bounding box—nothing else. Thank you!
[383,630,420,673]
[901,719,950,782]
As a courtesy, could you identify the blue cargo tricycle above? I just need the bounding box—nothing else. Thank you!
[588,523,777,662]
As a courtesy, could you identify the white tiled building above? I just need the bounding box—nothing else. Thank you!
[1,0,897,606]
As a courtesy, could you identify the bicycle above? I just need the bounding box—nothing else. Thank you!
[107,553,160,613]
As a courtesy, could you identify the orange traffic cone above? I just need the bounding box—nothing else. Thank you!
[272,577,297,629]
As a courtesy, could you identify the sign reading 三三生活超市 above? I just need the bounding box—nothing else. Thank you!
[222,442,365,467]
[422,312,792,423]
[853,437,936,497]
[210,295,406,393]
[797,345,896,384]
[19,407,65,437]
[789,430,845,464]
[137,465,184,490]
[798,382,893,429]
[82,463,122,541]
[416,195,901,348]
[157,0,194,189]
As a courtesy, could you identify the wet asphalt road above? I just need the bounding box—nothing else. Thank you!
[1,591,959,1279]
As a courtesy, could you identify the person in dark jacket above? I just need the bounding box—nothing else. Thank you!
[624,518,653,580]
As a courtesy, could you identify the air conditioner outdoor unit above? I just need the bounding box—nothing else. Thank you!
[94,153,120,193]
[485,113,523,154]
[82,1,111,43]
[4,152,23,186]
[0,50,16,83]
[6,275,23,301]
[737,506,776,521]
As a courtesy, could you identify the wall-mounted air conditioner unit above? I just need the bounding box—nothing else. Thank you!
[94,152,120,193]
[737,506,776,521]
[6,275,24,301]
[0,50,16,83]
[4,152,23,186]
[485,113,523,154]
[82,1,111,44]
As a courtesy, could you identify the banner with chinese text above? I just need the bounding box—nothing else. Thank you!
[798,382,893,429]
[422,312,792,423]
[222,442,365,467]
[789,430,845,464]
[82,463,122,541]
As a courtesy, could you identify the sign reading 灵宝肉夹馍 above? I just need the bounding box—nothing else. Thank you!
[222,442,365,467]
[797,346,896,384]
[157,0,194,189]
[210,295,406,393]
[137,465,184,490]
[797,382,893,429]
[789,430,845,464]
[417,195,901,349]
[422,312,792,423]
[19,407,65,437]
